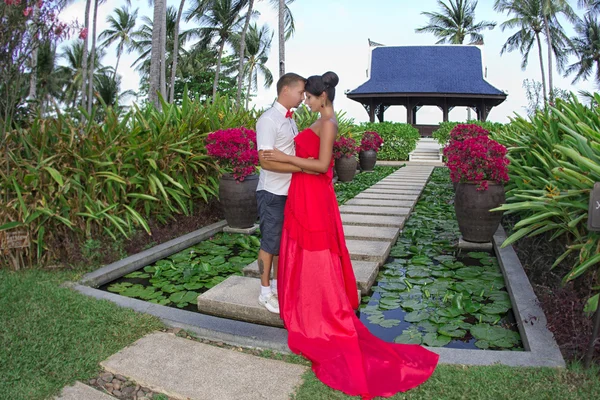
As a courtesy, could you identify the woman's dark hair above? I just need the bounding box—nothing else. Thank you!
[305,71,339,102]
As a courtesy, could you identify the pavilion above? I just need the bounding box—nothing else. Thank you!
[346,45,507,136]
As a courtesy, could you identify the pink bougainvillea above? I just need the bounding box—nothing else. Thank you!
[443,124,510,190]
[333,136,359,160]
[359,131,384,152]
[206,127,258,182]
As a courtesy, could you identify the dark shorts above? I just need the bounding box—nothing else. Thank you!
[256,190,287,255]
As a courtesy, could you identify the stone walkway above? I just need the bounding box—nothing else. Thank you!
[56,165,436,400]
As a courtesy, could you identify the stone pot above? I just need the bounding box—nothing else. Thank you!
[359,150,377,171]
[335,156,357,182]
[219,174,258,228]
[454,181,505,243]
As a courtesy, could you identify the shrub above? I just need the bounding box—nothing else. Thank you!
[358,122,420,160]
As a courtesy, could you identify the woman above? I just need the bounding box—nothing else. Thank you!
[262,72,439,399]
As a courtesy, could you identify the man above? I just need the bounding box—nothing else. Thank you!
[256,73,306,313]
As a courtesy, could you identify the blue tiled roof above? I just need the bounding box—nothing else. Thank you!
[348,46,505,96]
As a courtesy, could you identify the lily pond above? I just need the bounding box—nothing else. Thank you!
[100,233,261,310]
[358,168,522,351]
[100,166,521,350]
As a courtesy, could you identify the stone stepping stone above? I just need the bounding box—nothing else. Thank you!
[371,184,425,190]
[345,198,415,208]
[354,193,419,201]
[342,225,401,242]
[101,332,307,400]
[243,259,379,294]
[198,275,285,327]
[338,205,410,216]
[341,213,405,228]
[55,382,116,400]
[364,188,422,195]
[346,239,392,265]
[379,179,428,183]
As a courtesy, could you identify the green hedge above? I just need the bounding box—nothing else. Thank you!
[358,122,420,161]
[432,120,505,146]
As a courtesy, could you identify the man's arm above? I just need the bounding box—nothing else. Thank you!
[259,151,302,173]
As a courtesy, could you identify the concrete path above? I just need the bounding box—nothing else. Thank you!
[197,165,435,327]
[55,382,116,400]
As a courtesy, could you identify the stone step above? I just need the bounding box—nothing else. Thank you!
[371,184,425,190]
[101,332,306,400]
[55,382,116,400]
[242,260,379,295]
[363,188,423,195]
[198,276,364,327]
[340,213,405,228]
[346,239,392,265]
[338,205,410,216]
[354,193,419,201]
[345,198,415,208]
[342,225,401,242]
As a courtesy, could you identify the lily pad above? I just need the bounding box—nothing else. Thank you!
[124,271,150,279]
[107,282,133,293]
[401,299,427,311]
[394,327,423,345]
[417,320,439,332]
[467,252,490,259]
[404,311,431,322]
[423,332,452,347]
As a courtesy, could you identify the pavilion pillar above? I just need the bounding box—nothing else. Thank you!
[412,106,419,125]
[368,100,375,122]
[377,104,384,122]
[480,100,488,121]
[406,98,413,124]
[442,98,449,122]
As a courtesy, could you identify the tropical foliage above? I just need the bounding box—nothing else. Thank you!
[359,122,421,161]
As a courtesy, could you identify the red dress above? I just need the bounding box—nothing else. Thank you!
[277,128,439,399]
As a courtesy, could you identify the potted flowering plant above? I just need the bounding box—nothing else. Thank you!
[358,131,383,171]
[333,136,359,182]
[443,124,510,243]
[206,127,259,229]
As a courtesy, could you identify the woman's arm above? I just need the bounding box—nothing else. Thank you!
[262,121,336,173]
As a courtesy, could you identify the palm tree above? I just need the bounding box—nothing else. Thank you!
[94,72,136,108]
[565,14,600,84]
[34,40,71,114]
[233,23,273,107]
[415,0,496,44]
[188,0,245,101]
[170,0,186,103]
[237,0,254,107]
[579,0,600,14]
[132,7,190,96]
[494,0,548,101]
[539,0,578,100]
[81,0,92,109]
[149,0,167,106]
[99,5,138,80]
[276,0,295,77]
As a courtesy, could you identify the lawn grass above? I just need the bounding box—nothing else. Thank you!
[292,363,600,400]
[0,268,164,400]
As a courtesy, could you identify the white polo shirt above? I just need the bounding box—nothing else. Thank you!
[256,101,298,195]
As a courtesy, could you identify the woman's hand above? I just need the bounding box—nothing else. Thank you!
[262,148,289,163]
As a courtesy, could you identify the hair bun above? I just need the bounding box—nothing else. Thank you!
[322,71,339,89]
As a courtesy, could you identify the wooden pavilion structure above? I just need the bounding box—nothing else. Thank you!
[346,45,507,136]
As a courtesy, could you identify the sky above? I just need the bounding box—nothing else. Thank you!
[59,0,597,124]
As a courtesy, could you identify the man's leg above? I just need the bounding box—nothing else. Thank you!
[256,190,281,313]
[258,249,273,287]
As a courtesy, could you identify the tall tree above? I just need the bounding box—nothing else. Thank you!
[188,0,245,101]
[99,5,138,80]
[565,14,600,84]
[415,0,496,44]
[236,0,254,107]
[238,23,273,107]
[28,4,41,100]
[278,0,285,76]
[579,0,600,14]
[540,0,577,100]
[81,0,92,109]
[149,0,166,107]
[494,0,548,101]
[169,0,186,103]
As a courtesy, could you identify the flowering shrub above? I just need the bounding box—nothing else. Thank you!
[444,133,510,190]
[359,131,384,152]
[333,136,358,159]
[206,127,258,182]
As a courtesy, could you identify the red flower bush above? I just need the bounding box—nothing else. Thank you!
[359,131,384,152]
[444,132,510,190]
[333,136,358,159]
[206,127,258,182]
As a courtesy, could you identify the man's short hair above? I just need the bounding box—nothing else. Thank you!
[276,73,306,95]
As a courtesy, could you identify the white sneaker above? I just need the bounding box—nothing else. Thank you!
[258,292,280,314]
